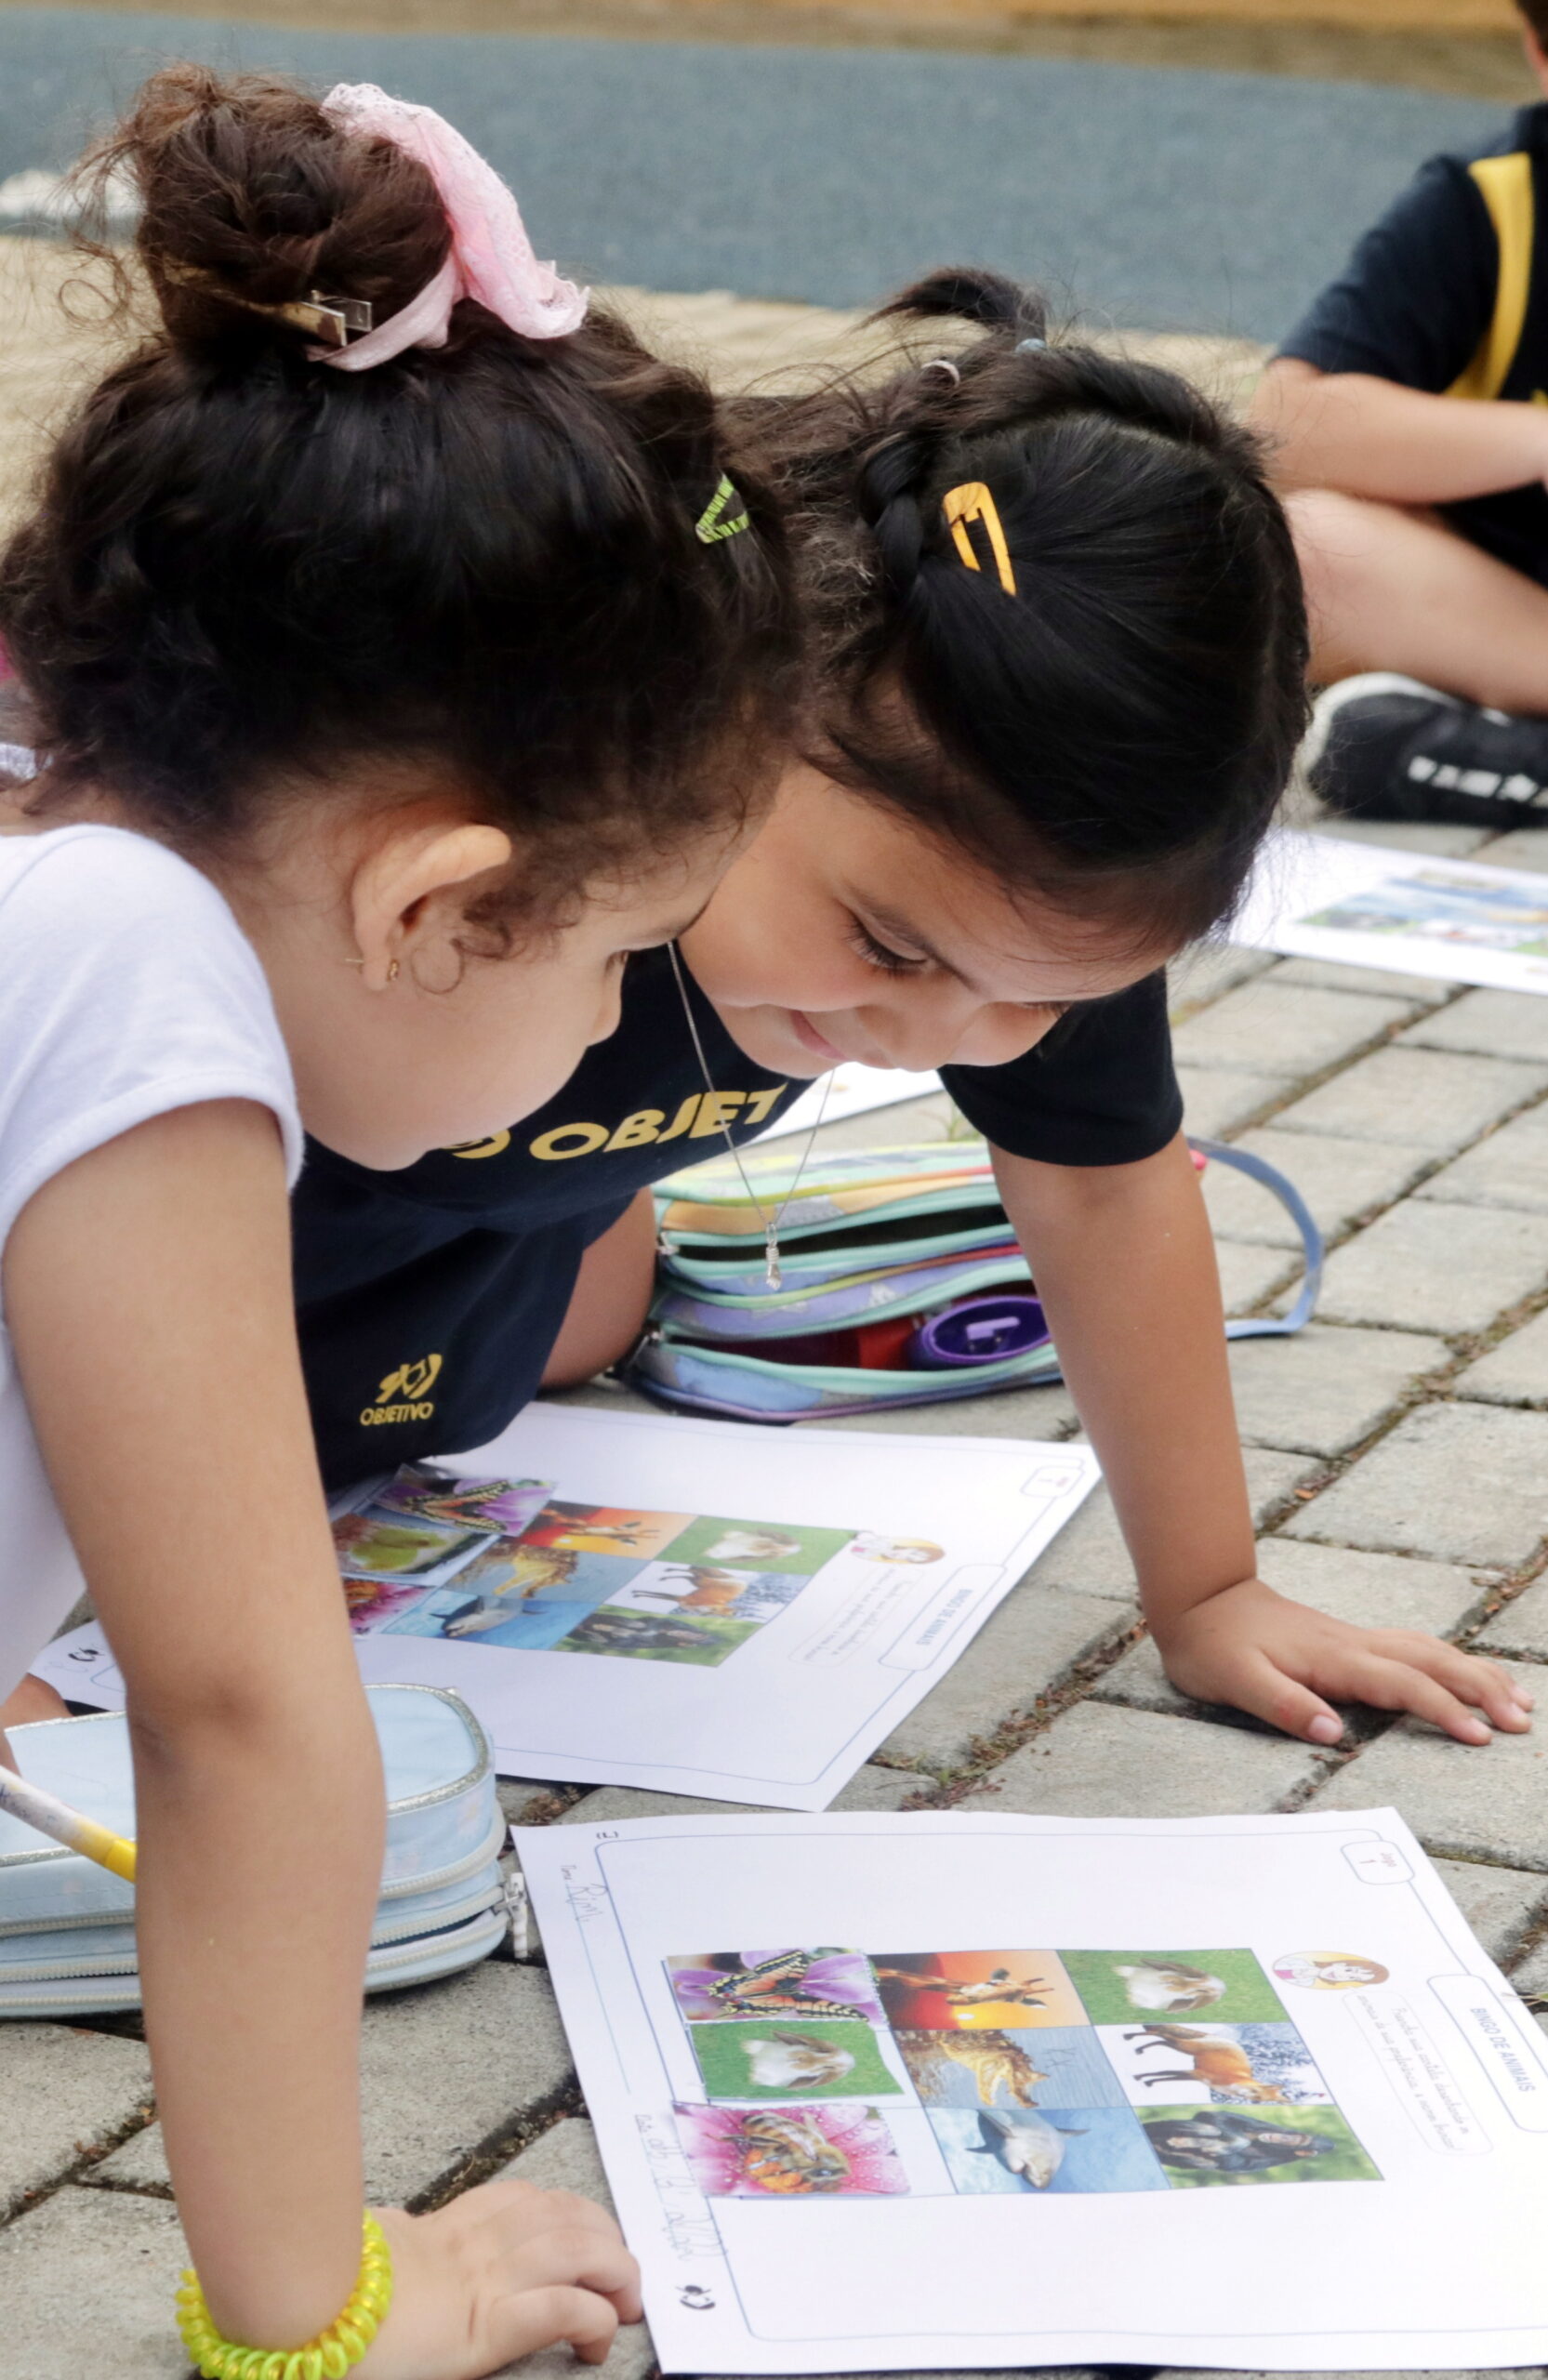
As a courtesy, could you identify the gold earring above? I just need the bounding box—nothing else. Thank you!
[387,959,400,982]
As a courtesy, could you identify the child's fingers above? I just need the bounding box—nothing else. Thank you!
[1386,1636,1530,1730]
[1224,1650,1345,1746]
[1335,1651,1497,1743]
[487,2217,641,2311]
[483,2280,623,2370]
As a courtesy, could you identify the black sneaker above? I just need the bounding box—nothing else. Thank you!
[1303,672,1548,827]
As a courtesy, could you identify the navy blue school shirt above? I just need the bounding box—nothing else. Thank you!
[294,947,1181,1488]
[1280,102,1548,585]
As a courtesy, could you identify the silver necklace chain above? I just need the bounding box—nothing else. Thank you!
[666,941,836,1289]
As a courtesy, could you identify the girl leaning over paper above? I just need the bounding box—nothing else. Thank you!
[271,273,1528,1753]
[0,63,797,2378]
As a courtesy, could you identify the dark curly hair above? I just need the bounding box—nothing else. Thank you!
[0,66,797,929]
[731,267,1308,950]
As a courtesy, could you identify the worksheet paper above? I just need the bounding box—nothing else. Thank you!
[519,1808,1548,2374]
[1232,826,1548,994]
[36,1406,1097,1810]
[763,1063,942,1140]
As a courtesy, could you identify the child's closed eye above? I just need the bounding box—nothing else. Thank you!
[848,920,928,976]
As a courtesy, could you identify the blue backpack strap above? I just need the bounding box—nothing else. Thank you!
[1189,1136,1324,1339]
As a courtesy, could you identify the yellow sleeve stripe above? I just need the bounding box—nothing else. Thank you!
[1449,151,1535,402]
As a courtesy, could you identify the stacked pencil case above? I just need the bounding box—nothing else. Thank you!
[0,1684,508,2017]
[628,1135,1322,1421]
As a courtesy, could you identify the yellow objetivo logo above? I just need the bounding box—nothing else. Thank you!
[362,1353,443,1427]
[524,1085,788,1163]
[446,1130,511,1159]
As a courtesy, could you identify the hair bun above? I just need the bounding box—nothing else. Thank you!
[88,64,450,350]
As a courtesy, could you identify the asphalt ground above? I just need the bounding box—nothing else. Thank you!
[0,7,1516,337]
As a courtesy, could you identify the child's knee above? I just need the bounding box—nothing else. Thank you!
[1282,488,1422,654]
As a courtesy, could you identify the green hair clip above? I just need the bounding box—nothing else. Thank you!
[695,473,751,545]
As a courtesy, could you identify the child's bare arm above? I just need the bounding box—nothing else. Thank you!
[7,1101,381,2343]
[1252,357,1548,507]
[993,1131,1532,1746]
[5,1101,640,2374]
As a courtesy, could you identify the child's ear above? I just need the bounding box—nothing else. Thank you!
[350,818,513,990]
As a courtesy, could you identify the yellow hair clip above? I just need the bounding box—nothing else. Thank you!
[942,482,1017,597]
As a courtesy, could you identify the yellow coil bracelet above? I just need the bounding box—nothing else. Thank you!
[175,2212,393,2380]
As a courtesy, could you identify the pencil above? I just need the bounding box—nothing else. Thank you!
[0,1765,137,1882]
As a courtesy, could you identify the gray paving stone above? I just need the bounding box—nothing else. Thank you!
[498,1777,567,1825]
[1201,1128,1433,1250]
[1282,1401,1548,1567]
[1313,816,1495,855]
[553,1769,923,1823]
[1268,955,1452,1004]
[93,1961,576,2206]
[1162,2368,1516,2380]
[1097,1541,1490,1721]
[1309,1659,1548,1868]
[1475,1578,1548,1661]
[0,2021,152,2217]
[1216,1238,1303,1316]
[488,2121,655,2380]
[1413,1100,1548,1216]
[1023,1448,1321,1605]
[827,1763,934,1810]
[1172,980,1409,1077]
[1168,940,1277,1018]
[977,1701,1328,1817]
[1269,1044,1548,1156]
[1462,823,1548,870]
[1401,987,1548,1064]
[1431,1857,1548,1967]
[1515,1937,1548,1996]
[1316,1199,1548,1333]
[877,1586,1129,1769]
[1228,1324,1447,1458]
[1454,1307,1548,1408]
[1251,1538,1489,1629]
[1176,1064,1287,1140]
[796,1380,1080,1439]
[0,2186,189,2379]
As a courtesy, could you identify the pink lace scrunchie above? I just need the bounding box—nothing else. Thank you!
[311,83,588,370]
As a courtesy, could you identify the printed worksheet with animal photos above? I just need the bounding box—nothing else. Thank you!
[34,1405,1096,1810]
[517,1808,1548,2373]
[1231,826,1548,995]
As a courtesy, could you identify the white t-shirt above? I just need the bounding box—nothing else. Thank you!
[0,825,302,1699]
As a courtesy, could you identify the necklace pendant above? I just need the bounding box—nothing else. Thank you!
[764,1231,783,1292]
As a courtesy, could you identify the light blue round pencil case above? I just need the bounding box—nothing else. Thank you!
[0,1684,508,2016]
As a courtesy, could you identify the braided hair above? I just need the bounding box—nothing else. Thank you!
[734,267,1308,947]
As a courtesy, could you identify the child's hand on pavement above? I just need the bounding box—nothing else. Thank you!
[360,2179,642,2379]
[1151,1577,1534,1747]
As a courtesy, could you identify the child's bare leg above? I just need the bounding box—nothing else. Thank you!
[0,1672,71,1765]
[1288,487,1548,712]
[541,1188,658,1388]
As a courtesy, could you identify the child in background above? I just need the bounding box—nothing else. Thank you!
[1253,1,1548,822]
[0,66,791,2377]
[279,268,1530,1752]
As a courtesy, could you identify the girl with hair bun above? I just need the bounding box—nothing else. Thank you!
[283,269,1531,1756]
[0,63,795,2375]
